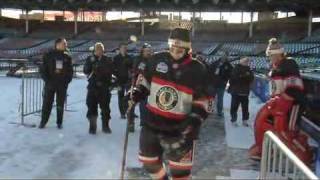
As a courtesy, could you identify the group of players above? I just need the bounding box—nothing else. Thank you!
[37,27,313,179]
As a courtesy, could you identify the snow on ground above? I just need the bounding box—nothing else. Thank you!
[0,76,140,179]
[223,93,264,149]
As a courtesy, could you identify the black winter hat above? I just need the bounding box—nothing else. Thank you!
[168,28,191,49]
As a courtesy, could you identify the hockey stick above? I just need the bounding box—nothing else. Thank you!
[120,100,136,180]
[192,140,196,162]
[120,106,131,180]
[190,140,197,177]
[120,84,136,180]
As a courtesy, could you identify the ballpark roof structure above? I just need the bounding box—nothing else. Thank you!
[0,0,319,13]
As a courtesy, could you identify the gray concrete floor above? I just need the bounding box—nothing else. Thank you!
[192,114,259,179]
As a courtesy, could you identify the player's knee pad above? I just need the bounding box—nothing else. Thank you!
[139,155,166,179]
[168,150,193,180]
[254,104,273,146]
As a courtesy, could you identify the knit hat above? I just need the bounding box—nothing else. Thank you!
[266,38,285,56]
[168,28,191,49]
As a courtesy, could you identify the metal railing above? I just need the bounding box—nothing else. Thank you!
[0,59,28,72]
[260,131,318,180]
[19,64,44,127]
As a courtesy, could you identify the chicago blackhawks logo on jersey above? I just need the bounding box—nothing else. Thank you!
[156,86,179,111]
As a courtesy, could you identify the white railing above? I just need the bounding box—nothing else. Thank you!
[260,131,318,180]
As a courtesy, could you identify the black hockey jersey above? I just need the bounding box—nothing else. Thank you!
[136,52,213,132]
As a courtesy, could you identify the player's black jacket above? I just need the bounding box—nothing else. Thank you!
[269,57,305,104]
[229,64,254,96]
[136,52,213,132]
[40,49,73,86]
[83,55,114,89]
[113,53,133,85]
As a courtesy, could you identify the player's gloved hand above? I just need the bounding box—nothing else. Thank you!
[182,114,203,140]
[129,85,149,103]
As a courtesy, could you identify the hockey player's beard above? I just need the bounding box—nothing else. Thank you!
[169,46,187,61]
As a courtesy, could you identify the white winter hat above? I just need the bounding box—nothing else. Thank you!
[266,38,285,57]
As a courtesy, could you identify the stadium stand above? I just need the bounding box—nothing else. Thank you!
[0,8,319,70]
[283,43,320,54]
[0,38,47,50]
[217,43,257,56]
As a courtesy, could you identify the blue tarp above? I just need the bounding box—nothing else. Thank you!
[251,74,270,103]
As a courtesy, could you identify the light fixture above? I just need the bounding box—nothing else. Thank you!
[212,0,219,5]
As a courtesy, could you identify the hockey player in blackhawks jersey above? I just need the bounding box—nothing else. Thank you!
[248,38,313,164]
[129,43,153,129]
[130,28,214,179]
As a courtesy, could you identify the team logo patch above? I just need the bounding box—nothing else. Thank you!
[156,86,178,111]
[156,62,168,73]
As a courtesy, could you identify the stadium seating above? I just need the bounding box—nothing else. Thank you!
[283,43,320,55]
[202,43,220,55]
[0,15,319,71]
[217,43,258,56]
[0,38,46,50]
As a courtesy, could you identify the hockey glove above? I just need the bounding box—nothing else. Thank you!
[183,114,203,140]
[129,85,149,103]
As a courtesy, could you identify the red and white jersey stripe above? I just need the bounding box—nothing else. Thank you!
[269,75,304,96]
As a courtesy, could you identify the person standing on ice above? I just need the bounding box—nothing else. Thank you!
[113,43,134,119]
[39,38,73,129]
[208,52,233,117]
[128,43,153,131]
[130,28,214,179]
[228,57,254,127]
[83,42,113,134]
[248,38,313,163]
